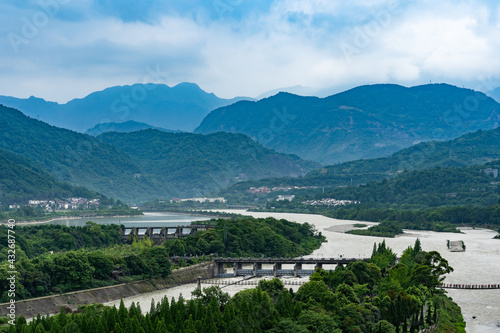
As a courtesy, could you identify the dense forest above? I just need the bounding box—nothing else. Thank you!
[0,105,149,202]
[0,105,319,203]
[0,217,324,300]
[319,165,500,209]
[97,129,318,201]
[221,125,500,195]
[0,147,101,205]
[1,240,465,333]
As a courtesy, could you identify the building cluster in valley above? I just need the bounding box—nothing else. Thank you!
[9,198,101,210]
[302,198,359,206]
[169,197,227,203]
[248,186,319,194]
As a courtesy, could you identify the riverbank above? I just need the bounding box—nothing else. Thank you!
[0,214,139,226]
[0,262,215,319]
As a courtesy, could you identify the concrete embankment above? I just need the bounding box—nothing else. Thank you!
[0,262,214,319]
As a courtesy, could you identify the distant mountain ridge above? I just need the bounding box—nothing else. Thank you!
[196,84,500,164]
[86,121,178,136]
[0,82,253,133]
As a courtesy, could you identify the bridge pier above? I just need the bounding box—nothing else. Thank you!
[215,262,225,275]
[234,262,242,277]
[273,263,282,277]
[315,263,323,271]
[253,263,262,276]
[294,263,302,277]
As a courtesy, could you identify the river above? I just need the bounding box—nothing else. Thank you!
[38,211,211,227]
[103,210,499,333]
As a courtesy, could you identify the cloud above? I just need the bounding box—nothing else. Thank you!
[0,0,499,102]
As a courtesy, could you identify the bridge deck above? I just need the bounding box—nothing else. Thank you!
[213,257,367,264]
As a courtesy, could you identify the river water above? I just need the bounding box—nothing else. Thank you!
[104,210,499,333]
[41,211,210,227]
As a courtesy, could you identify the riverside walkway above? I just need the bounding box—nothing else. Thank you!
[440,283,500,289]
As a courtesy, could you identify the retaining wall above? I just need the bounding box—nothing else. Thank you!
[0,262,214,319]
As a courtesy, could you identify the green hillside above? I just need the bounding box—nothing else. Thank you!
[98,130,320,199]
[315,126,500,180]
[224,125,500,195]
[0,105,319,203]
[305,163,500,208]
[196,84,500,164]
[0,148,97,205]
[0,105,159,201]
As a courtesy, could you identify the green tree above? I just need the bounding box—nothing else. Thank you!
[88,251,114,280]
[297,310,342,333]
[46,251,94,290]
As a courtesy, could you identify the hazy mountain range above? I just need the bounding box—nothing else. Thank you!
[2,82,499,166]
[196,84,500,164]
[0,83,252,133]
[3,82,500,204]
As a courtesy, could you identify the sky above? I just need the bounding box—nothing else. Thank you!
[1,0,500,103]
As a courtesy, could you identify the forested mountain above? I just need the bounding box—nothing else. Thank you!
[196,84,500,164]
[312,163,500,208]
[0,105,149,201]
[97,130,319,200]
[0,83,251,132]
[0,148,98,205]
[0,105,318,203]
[224,125,500,192]
[86,121,177,136]
[312,125,500,182]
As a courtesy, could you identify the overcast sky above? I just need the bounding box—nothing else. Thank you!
[1,0,500,103]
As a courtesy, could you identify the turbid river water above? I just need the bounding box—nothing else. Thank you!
[41,211,210,227]
[104,210,500,333]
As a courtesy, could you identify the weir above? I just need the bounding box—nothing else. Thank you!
[120,225,211,243]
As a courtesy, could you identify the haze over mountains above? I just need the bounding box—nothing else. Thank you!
[196,84,500,164]
[0,83,252,133]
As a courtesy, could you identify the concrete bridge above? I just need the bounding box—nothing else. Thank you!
[213,257,367,278]
[121,225,211,243]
